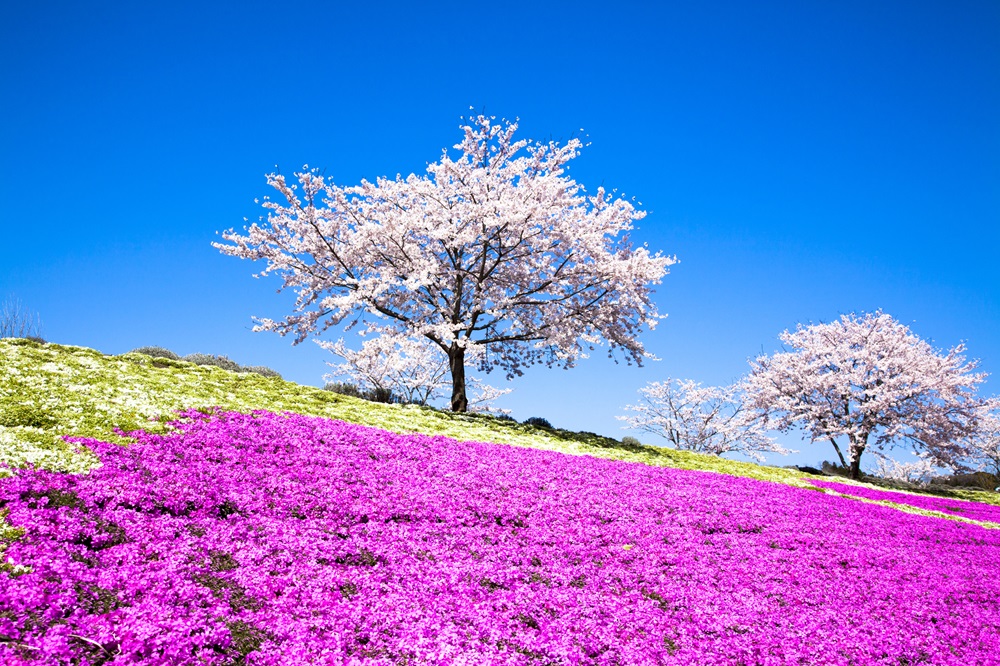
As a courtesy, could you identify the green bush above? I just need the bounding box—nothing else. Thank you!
[322,382,401,404]
[523,416,553,429]
[6,338,45,348]
[366,387,398,404]
[324,382,365,398]
[240,365,282,380]
[621,436,641,447]
[183,354,242,373]
[134,349,282,379]
[933,471,1000,491]
[821,461,854,478]
[130,346,180,360]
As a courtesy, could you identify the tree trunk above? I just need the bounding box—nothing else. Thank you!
[828,437,848,469]
[849,453,863,480]
[848,437,866,480]
[449,344,468,412]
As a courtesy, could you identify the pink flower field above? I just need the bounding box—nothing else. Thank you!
[1,409,999,665]
[806,479,1000,525]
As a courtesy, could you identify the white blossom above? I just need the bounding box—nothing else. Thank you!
[744,311,988,479]
[216,115,675,411]
[960,402,1000,476]
[318,328,510,413]
[868,452,937,485]
[618,378,791,462]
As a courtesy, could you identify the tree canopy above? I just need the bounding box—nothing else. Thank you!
[216,115,674,410]
[619,378,790,462]
[745,311,987,479]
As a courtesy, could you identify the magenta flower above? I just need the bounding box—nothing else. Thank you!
[808,479,1000,524]
[1,409,998,664]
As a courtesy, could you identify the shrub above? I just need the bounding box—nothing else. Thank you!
[493,414,516,423]
[130,346,181,361]
[930,471,1000,491]
[322,382,401,404]
[140,350,284,379]
[821,461,854,478]
[0,296,42,340]
[183,354,242,373]
[523,417,553,429]
[366,387,399,404]
[324,382,365,398]
[240,365,282,380]
[621,436,641,447]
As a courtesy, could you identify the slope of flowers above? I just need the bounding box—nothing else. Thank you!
[808,479,1000,525]
[0,338,812,487]
[2,410,999,665]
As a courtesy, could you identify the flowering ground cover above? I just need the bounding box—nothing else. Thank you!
[2,410,999,665]
[0,338,819,487]
[807,479,1000,525]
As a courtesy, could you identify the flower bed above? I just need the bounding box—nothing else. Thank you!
[2,409,999,664]
[807,479,1000,525]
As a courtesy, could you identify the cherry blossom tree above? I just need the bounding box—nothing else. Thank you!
[318,329,511,413]
[868,452,937,485]
[744,311,987,479]
[962,402,1000,476]
[617,378,791,462]
[216,115,675,411]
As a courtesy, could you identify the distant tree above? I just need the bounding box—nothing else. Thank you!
[216,114,675,411]
[0,295,42,340]
[618,378,790,462]
[319,329,511,413]
[744,311,987,480]
[868,451,937,485]
[319,331,448,406]
[962,403,1000,477]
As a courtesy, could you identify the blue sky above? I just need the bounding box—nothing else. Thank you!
[2,1,998,469]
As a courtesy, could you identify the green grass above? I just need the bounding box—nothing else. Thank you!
[2,337,998,528]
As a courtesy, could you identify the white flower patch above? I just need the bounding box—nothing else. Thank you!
[0,427,99,474]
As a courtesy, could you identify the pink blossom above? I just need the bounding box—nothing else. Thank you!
[2,409,999,664]
[745,311,988,479]
[215,115,675,411]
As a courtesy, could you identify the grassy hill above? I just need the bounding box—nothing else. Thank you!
[1,337,997,524]
[3,337,1000,664]
[0,338,813,481]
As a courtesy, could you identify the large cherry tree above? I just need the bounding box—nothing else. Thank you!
[744,311,987,479]
[216,115,675,411]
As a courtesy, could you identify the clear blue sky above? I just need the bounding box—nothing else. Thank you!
[2,1,998,469]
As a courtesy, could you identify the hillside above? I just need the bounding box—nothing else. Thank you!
[0,338,816,482]
[3,338,1000,664]
[1,338,998,522]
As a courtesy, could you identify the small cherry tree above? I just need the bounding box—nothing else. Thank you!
[617,378,790,462]
[216,115,674,411]
[868,452,938,485]
[745,311,987,479]
[962,403,1000,476]
[318,329,511,413]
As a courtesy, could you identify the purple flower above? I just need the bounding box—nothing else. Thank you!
[1,409,998,664]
